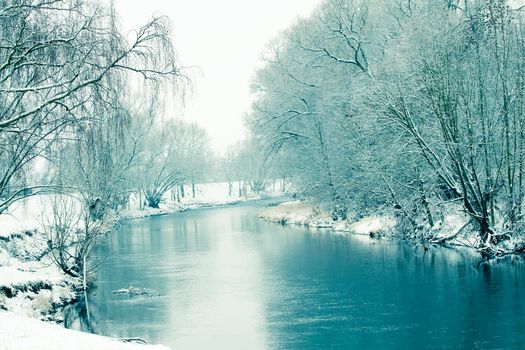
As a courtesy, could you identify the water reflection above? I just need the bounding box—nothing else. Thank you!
[64,292,97,334]
[65,202,525,349]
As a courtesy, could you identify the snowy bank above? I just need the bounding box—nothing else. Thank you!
[120,181,285,220]
[0,181,285,349]
[258,201,503,252]
[0,195,63,238]
[257,201,334,228]
[335,215,397,235]
[0,229,76,320]
[0,311,170,350]
[258,201,396,235]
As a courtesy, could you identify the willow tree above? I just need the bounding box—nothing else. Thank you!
[0,0,184,214]
[140,120,186,208]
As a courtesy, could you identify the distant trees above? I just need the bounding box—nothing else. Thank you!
[238,137,271,194]
[140,121,184,208]
[181,122,213,198]
[219,138,275,197]
[220,147,238,197]
[126,117,213,209]
[248,0,525,254]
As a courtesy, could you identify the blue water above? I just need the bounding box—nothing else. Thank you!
[64,201,525,349]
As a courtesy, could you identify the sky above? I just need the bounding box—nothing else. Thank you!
[114,0,321,153]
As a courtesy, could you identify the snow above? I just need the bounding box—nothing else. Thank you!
[0,228,76,319]
[0,196,48,238]
[0,194,82,238]
[0,265,61,287]
[0,312,170,350]
[257,201,333,227]
[258,201,396,234]
[121,181,284,220]
[346,216,396,235]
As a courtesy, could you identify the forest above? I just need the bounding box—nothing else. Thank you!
[247,0,525,257]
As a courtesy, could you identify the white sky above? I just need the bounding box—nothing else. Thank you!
[114,0,321,153]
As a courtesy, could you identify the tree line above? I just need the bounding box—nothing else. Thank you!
[247,0,525,256]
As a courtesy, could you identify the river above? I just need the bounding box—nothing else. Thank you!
[64,200,525,349]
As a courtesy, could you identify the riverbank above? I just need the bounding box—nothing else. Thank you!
[259,201,525,257]
[0,312,170,350]
[259,200,482,244]
[0,229,171,349]
[0,182,284,349]
[258,200,398,235]
[120,182,278,220]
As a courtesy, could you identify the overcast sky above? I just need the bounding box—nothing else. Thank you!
[114,0,321,153]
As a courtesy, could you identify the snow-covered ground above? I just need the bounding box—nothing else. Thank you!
[0,182,283,235]
[0,195,92,323]
[0,225,75,318]
[0,194,71,238]
[121,181,284,219]
[258,201,397,235]
[0,181,285,350]
[257,201,334,228]
[0,312,170,350]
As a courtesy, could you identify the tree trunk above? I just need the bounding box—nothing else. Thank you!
[83,254,87,291]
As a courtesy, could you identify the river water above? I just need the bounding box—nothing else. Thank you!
[64,200,525,349]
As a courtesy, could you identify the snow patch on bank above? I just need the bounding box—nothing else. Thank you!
[0,311,170,350]
[343,216,396,235]
[257,201,333,228]
[259,201,491,251]
[0,229,76,320]
[259,201,396,235]
[121,181,285,220]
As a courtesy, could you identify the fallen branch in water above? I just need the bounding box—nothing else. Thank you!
[430,219,473,245]
[120,337,148,344]
[479,243,525,260]
[112,285,159,297]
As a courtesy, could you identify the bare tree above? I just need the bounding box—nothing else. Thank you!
[247,0,525,256]
[140,121,186,208]
[45,194,112,290]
